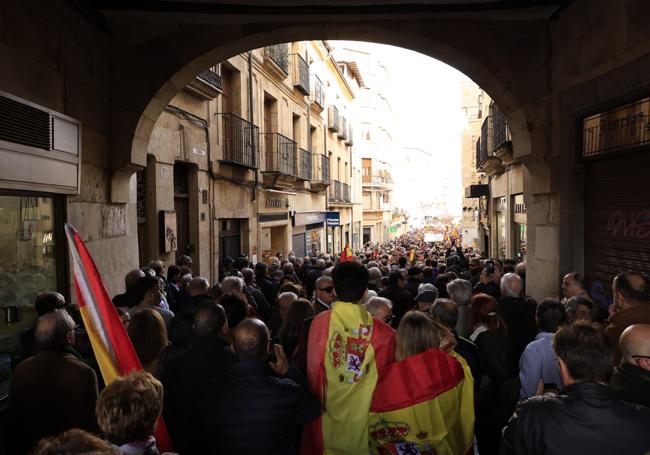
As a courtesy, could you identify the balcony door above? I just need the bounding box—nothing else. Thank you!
[263,96,276,171]
[173,163,191,261]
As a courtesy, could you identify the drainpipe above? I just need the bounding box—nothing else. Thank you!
[249,51,257,203]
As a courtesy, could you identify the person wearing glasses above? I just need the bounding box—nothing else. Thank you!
[312,276,336,312]
[609,323,650,407]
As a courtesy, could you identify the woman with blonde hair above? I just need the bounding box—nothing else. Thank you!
[395,310,456,361]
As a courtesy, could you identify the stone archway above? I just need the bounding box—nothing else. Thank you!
[110,14,555,298]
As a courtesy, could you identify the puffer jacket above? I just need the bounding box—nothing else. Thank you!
[501,382,650,455]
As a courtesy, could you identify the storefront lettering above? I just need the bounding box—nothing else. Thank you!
[606,210,650,239]
[265,196,286,209]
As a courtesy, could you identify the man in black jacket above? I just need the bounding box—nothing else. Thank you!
[498,273,537,369]
[255,262,280,306]
[609,323,650,407]
[502,322,650,455]
[198,318,320,454]
[378,270,415,328]
[162,302,234,454]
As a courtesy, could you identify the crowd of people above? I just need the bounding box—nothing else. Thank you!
[6,228,650,454]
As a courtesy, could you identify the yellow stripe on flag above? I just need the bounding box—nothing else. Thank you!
[322,302,379,454]
[80,306,121,384]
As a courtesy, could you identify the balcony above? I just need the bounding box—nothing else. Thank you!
[491,103,515,165]
[345,124,353,146]
[475,137,486,170]
[218,113,259,169]
[328,105,339,132]
[261,132,297,188]
[298,148,312,180]
[312,76,325,109]
[264,44,289,79]
[293,54,310,96]
[329,180,351,204]
[363,170,393,188]
[337,116,348,140]
[309,154,330,192]
[185,65,222,100]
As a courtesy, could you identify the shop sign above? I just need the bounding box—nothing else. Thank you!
[265,195,287,209]
[389,226,398,233]
[294,212,326,226]
[582,97,650,158]
[514,194,527,224]
[326,211,340,226]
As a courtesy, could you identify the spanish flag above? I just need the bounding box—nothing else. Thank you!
[340,243,354,262]
[301,301,396,454]
[64,224,173,452]
[368,349,474,455]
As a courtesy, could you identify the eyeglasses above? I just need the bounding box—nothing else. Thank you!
[631,355,650,360]
[318,286,334,293]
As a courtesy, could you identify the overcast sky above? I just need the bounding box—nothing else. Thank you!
[333,41,468,218]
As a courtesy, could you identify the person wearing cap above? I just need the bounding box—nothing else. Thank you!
[415,287,439,313]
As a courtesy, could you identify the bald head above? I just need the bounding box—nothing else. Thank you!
[34,292,65,317]
[125,269,145,291]
[35,310,76,351]
[620,324,650,370]
[613,272,649,310]
[189,277,210,297]
[233,318,269,361]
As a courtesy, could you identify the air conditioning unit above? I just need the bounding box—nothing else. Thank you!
[0,91,81,194]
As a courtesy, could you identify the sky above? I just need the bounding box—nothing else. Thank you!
[332,41,468,219]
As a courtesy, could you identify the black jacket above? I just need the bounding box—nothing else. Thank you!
[162,336,234,454]
[473,281,501,300]
[378,285,415,328]
[609,361,650,408]
[498,296,537,368]
[453,331,481,392]
[197,361,320,455]
[501,383,650,455]
[256,273,280,306]
[405,277,422,300]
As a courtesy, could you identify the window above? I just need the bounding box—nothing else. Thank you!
[0,193,65,397]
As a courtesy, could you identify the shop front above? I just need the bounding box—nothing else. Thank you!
[292,211,326,257]
[258,190,290,262]
[582,96,650,303]
[0,92,81,394]
[513,194,527,260]
[326,211,340,254]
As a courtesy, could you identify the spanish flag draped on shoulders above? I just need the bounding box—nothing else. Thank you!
[368,349,475,455]
[301,300,396,454]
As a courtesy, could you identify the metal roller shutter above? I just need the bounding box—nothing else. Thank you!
[584,150,650,302]
[292,233,306,258]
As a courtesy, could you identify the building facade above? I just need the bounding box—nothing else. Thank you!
[333,44,396,246]
[137,40,358,282]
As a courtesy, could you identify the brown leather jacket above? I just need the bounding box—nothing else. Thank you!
[606,304,650,363]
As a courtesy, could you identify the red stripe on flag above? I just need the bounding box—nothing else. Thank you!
[65,224,173,452]
[370,348,464,412]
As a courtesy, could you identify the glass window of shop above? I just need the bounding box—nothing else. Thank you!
[496,197,507,260]
[0,194,65,397]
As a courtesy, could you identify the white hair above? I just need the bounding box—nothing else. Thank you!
[447,279,472,305]
[501,273,523,298]
[222,276,245,294]
[363,289,378,304]
[365,297,392,316]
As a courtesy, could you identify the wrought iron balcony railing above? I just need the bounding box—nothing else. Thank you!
[338,116,347,140]
[265,44,289,75]
[475,137,485,170]
[197,66,223,92]
[262,132,296,176]
[328,105,339,132]
[492,104,511,149]
[480,115,493,162]
[312,76,325,109]
[320,154,330,182]
[329,180,351,202]
[293,54,310,96]
[218,113,259,168]
[298,148,312,180]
